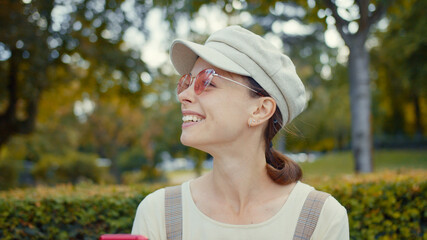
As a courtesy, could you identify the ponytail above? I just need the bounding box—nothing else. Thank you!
[264,110,302,185]
[247,77,303,185]
[266,148,302,185]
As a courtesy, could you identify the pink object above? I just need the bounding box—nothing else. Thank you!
[99,234,148,240]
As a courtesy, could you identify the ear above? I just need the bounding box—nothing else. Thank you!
[248,97,276,127]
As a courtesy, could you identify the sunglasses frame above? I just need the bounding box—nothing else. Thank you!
[177,68,260,95]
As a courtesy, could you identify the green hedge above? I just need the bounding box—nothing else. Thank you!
[0,171,426,239]
[314,170,427,240]
[0,184,155,240]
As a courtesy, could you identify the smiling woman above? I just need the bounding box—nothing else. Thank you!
[131,25,349,240]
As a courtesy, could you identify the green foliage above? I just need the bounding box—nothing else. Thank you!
[0,0,149,146]
[32,151,108,185]
[118,148,148,173]
[317,171,427,239]
[371,0,427,136]
[0,158,22,190]
[0,171,426,239]
[0,184,155,240]
[286,64,351,152]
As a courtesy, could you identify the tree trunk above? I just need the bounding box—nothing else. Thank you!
[413,93,423,138]
[348,39,373,173]
[0,49,19,149]
[321,0,388,173]
[0,49,39,150]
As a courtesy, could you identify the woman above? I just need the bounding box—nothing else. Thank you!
[132,25,349,239]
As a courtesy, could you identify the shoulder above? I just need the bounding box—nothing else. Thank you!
[131,188,166,237]
[132,183,187,239]
[298,182,347,219]
[321,194,348,221]
[137,187,165,211]
[296,182,345,213]
[306,185,349,239]
[291,181,315,203]
[134,182,187,221]
[294,181,315,193]
[323,194,346,211]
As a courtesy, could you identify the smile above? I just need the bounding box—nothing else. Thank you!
[182,115,204,123]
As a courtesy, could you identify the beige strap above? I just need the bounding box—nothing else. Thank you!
[165,186,183,240]
[293,190,330,240]
[165,186,328,240]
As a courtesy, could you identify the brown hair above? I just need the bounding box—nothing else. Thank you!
[247,77,302,185]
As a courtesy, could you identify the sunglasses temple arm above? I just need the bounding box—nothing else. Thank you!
[214,74,260,94]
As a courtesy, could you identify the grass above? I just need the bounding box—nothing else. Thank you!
[166,149,427,184]
[300,149,427,180]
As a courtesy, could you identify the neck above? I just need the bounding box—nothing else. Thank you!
[204,141,276,212]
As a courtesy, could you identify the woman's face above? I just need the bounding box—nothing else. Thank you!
[178,58,258,152]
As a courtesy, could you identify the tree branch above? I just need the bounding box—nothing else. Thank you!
[322,0,351,45]
[369,3,387,26]
[357,0,370,33]
[356,2,387,41]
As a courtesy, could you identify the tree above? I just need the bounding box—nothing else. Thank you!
[275,0,388,172]
[371,0,426,139]
[286,63,351,152]
[291,0,392,173]
[0,0,149,148]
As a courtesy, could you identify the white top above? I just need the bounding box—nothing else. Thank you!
[132,181,349,240]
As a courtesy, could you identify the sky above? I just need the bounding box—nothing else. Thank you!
[120,0,388,69]
[121,3,360,70]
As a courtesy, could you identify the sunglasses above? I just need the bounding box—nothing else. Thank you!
[177,68,260,95]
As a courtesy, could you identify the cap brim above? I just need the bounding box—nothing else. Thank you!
[170,39,249,76]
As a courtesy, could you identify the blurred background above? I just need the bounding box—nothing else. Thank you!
[0,0,426,190]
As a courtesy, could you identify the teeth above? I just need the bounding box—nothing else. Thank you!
[182,115,204,123]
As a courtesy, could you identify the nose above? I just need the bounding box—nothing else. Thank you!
[178,78,196,104]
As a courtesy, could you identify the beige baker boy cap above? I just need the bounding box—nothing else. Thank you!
[170,25,306,125]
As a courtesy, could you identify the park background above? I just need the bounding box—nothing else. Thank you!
[0,0,426,239]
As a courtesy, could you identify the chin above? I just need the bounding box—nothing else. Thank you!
[180,134,196,147]
[180,134,209,152]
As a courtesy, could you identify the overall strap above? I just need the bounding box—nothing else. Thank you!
[292,190,330,240]
[164,185,183,240]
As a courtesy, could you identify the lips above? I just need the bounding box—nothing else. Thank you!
[181,110,205,127]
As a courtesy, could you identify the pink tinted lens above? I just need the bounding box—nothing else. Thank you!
[177,74,191,94]
[194,69,214,95]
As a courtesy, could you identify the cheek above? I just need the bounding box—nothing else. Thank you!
[213,96,251,127]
